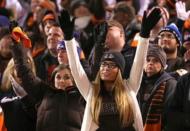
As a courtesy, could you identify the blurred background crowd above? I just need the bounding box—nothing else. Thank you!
[1,0,190,131]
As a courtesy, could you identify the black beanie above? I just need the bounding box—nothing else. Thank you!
[147,44,167,68]
[101,51,125,74]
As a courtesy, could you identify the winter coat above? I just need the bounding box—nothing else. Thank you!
[36,87,85,131]
[0,106,7,131]
[138,72,177,130]
[166,57,185,79]
[65,37,149,131]
[34,49,58,83]
[11,44,85,131]
[166,73,190,131]
[0,90,36,131]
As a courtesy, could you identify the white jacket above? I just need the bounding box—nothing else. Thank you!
[65,37,149,131]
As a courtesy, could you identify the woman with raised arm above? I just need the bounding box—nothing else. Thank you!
[8,21,85,131]
[59,9,161,131]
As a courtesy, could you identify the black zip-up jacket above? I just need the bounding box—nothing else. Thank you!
[137,71,177,130]
[11,44,85,131]
[0,91,36,131]
[166,73,190,131]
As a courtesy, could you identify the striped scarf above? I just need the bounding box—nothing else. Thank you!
[144,82,166,131]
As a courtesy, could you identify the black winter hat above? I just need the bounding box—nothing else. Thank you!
[101,51,125,74]
[147,44,167,68]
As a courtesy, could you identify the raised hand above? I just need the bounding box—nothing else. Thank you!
[9,20,32,48]
[140,8,162,38]
[175,1,190,21]
[58,10,75,40]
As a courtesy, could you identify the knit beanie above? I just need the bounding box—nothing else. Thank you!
[101,51,125,74]
[42,10,56,23]
[147,44,167,68]
[148,6,169,27]
[159,23,182,46]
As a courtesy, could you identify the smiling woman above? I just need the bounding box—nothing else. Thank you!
[8,20,85,131]
[10,46,85,131]
[65,37,147,131]
[51,64,74,90]
[62,7,162,131]
[99,52,124,83]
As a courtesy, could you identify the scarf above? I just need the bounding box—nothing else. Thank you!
[143,82,166,131]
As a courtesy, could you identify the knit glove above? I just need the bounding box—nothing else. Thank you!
[58,10,75,40]
[175,1,190,21]
[140,8,162,38]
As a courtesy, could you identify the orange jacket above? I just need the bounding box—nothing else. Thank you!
[0,107,7,131]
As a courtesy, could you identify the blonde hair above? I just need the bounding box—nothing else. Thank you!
[1,53,36,91]
[91,70,134,127]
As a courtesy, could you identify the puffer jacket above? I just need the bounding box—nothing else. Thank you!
[11,44,85,131]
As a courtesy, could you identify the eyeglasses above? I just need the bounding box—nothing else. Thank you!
[158,34,176,40]
[100,62,117,69]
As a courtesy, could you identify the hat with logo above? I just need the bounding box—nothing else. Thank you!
[101,51,125,74]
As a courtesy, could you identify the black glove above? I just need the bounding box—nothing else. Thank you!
[94,21,108,45]
[140,8,162,38]
[58,10,75,40]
